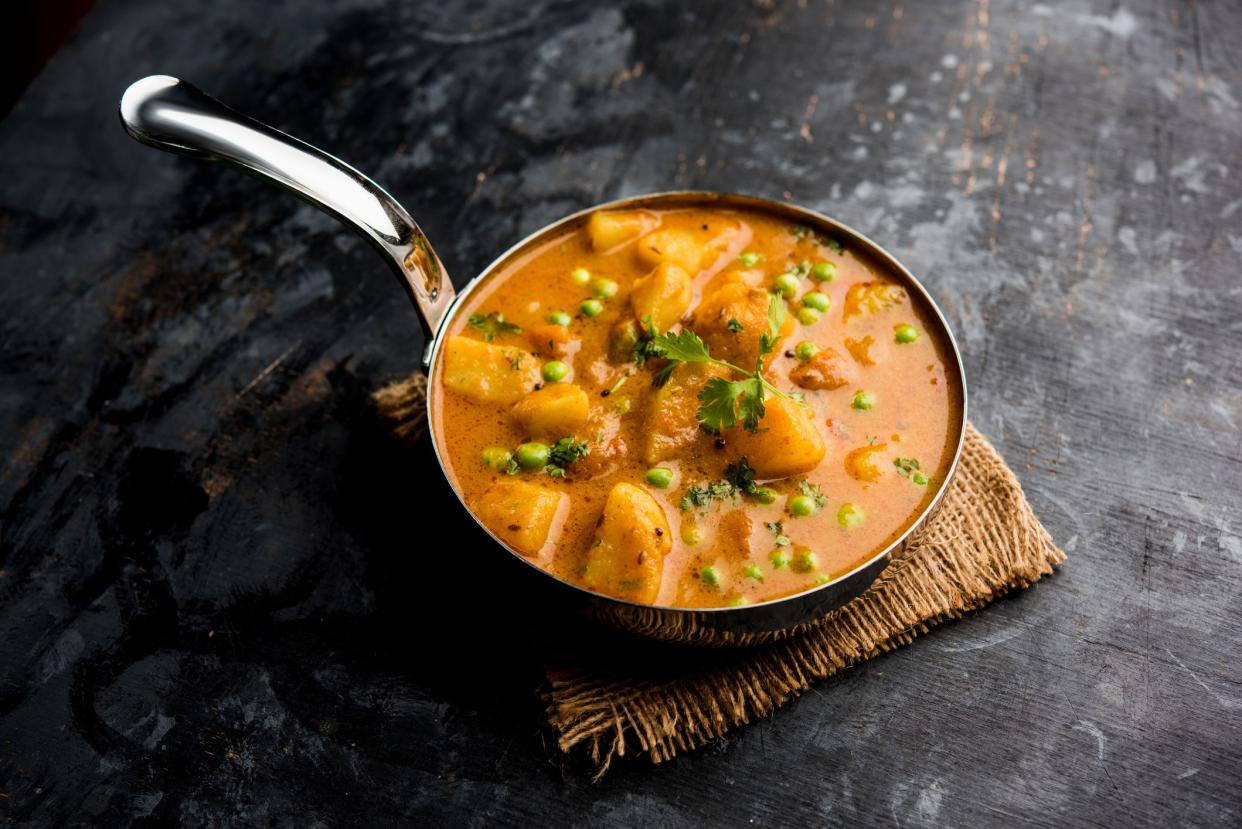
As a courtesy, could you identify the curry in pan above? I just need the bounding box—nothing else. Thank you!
[432,205,962,609]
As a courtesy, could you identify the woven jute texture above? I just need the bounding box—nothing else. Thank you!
[376,375,1065,776]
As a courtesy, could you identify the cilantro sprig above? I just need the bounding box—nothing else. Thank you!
[650,294,795,433]
[546,436,591,478]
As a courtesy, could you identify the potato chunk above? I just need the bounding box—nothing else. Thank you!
[581,483,672,603]
[845,443,887,483]
[843,282,907,320]
[631,263,693,332]
[471,479,566,559]
[442,335,540,405]
[636,228,705,274]
[511,384,589,438]
[691,280,794,368]
[587,210,660,252]
[789,346,856,390]
[644,362,727,464]
[729,397,826,479]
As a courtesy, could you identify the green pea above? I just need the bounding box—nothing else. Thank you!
[894,323,920,344]
[794,341,819,362]
[743,564,764,581]
[852,390,875,410]
[729,595,750,607]
[570,267,591,285]
[813,574,831,586]
[580,298,604,317]
[773,273,800,299]
[547,311,572,327]
[912,472,929,486]
[792,549,819,573]
[802,291,831,312]
[751,485,778,504]
[645,467,674,488]
[515,442,550,470]
[700,565,721,588]
[591,278,619,299]
[770,549,792,568]
[811,261,837,282]
[481,446,513,471]
[787,494,817,517]
[739,251,761,268]
[796,306,821,326]
[838,503,865,529]
[541,361,569,382]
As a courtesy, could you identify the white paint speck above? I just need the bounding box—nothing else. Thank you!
[1072,721,1107,761]
[887,83,907,105]
[929,70,943,83]
[941,54,958,69]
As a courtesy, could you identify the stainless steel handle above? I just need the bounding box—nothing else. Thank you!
[118,75,454,336]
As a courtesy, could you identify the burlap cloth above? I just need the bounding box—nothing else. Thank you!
[376,375,1066,776]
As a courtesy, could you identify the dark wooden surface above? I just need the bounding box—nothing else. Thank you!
[2,0,1240,825]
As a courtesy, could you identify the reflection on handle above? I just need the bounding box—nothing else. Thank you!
[119,75,454,336]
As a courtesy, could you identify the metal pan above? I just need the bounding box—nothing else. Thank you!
[120,76,967,646]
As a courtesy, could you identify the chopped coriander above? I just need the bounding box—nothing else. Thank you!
[679,480,739,511]
[630,318,664,367]
[765,520,791,547]
[467,312,522,341]
[727,318,744,333]
[912,471,929,486]
[545,436,590,477]
[724,457,763,498]
[752,486,778,504]
[893,457,921,477]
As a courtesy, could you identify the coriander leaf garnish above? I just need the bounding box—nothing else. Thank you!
[894,457,929,486]
[468,312,522,341]
[893,457,919,477]
[546,436,591,478]
[797,480,827,510]
[630,317,664,367]
[724,457,760,496]
[649,296,794,433]
[727,318,744,333]
[791,224,846,254]
[679,480,740,511]
[765,520,791,547]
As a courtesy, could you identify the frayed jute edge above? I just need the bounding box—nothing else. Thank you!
[542,424,1066,778]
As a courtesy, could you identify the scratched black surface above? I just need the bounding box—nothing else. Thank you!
[1,0,1240,825]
